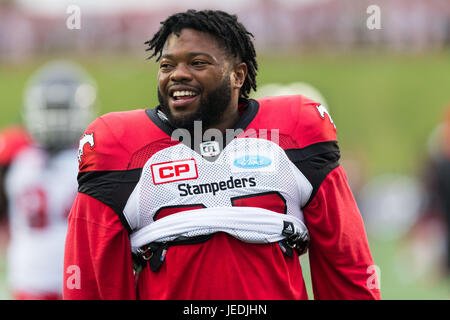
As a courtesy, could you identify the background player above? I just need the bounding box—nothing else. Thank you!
[1,60,96,299]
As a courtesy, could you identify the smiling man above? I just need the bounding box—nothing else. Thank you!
[64,9,380,300]
[157,29,242,132]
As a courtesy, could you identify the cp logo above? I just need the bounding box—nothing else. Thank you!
[151,159,198,184]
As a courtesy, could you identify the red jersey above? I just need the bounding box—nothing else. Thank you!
[64,95,381,300]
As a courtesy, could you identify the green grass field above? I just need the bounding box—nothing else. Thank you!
[1,50,449,299]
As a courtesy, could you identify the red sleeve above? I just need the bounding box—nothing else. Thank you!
[303,166,381,300]
[0,126,32,166]
[63,192,136,300]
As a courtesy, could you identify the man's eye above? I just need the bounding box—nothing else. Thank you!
[160,63,173,69]
[192,61,207,66]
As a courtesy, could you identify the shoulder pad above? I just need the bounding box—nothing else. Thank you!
[78,109,163,172]
[255,95,337,149]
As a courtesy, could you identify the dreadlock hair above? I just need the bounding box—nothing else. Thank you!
[145,9,258,99]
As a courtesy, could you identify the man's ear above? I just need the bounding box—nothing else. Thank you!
[231,62,248,90]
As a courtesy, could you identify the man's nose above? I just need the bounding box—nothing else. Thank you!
[170,63,192,82]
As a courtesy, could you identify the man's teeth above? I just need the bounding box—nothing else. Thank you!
[173,90,197,97]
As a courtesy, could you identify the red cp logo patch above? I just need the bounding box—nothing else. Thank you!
[151,159,198,185]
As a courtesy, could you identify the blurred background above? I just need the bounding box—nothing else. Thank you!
[0,0,449,299]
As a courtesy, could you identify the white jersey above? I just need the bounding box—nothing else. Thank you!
[5,146,78,295]
[124,137,312,254]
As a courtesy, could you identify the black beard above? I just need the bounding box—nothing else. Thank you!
[158,78,231,130]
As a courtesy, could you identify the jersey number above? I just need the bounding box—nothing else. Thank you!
[18,188,48,229]
[17,187,74,229]
[154,191,287,221]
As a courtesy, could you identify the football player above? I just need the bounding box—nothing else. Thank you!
[3,61,96,299]
[64,10,380,300]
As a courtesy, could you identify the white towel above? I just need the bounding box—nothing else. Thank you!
[130,206,309,254]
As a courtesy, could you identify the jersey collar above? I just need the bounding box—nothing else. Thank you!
[146,98,259,161]
[146,98,259,140]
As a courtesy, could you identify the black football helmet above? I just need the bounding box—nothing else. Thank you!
[23,61,97,151]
